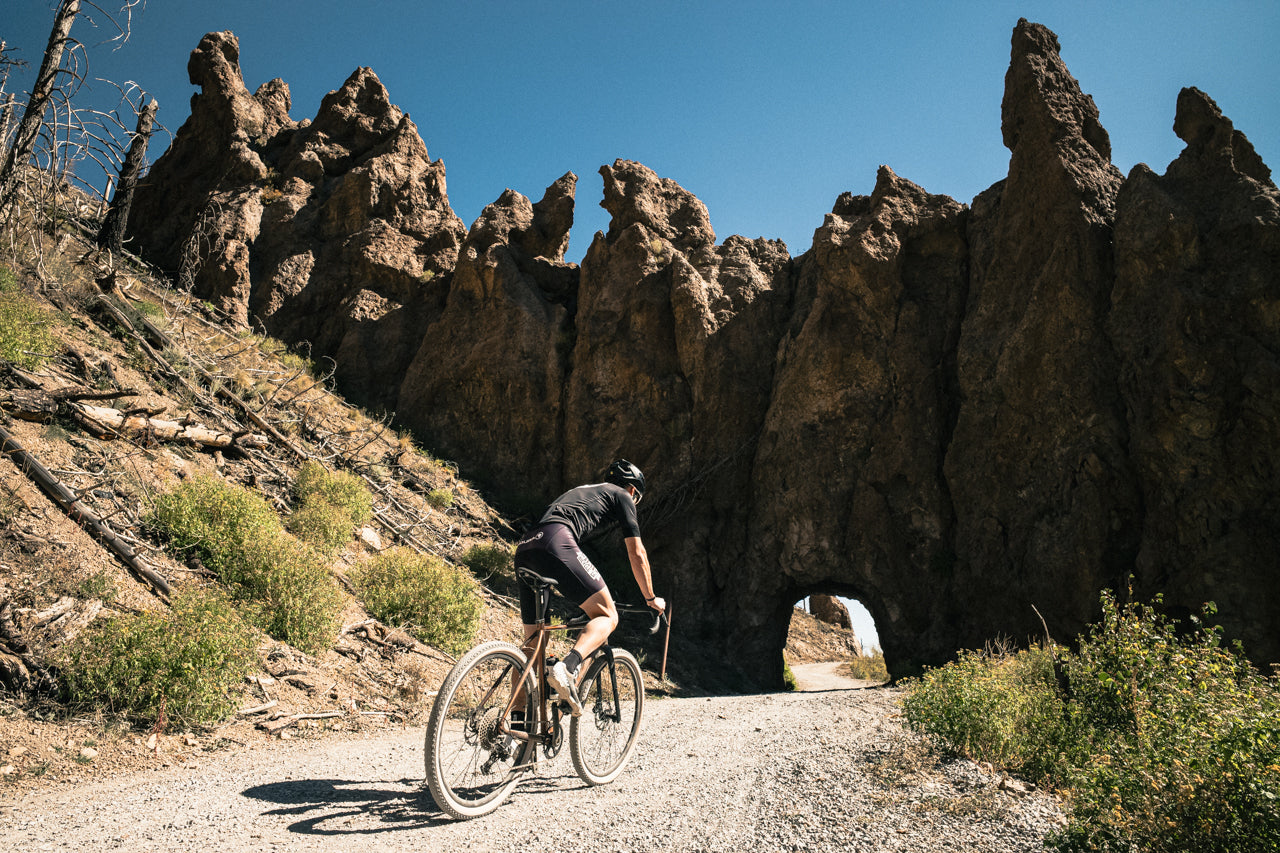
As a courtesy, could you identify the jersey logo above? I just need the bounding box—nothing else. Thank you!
[517,531,545,547]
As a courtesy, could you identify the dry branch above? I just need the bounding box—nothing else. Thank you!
[237,699,278,716]
[94,293,308,458]
[0,599,56,694]
[72,402,268,449]
[258,709,342,736]
[0,421,170,601]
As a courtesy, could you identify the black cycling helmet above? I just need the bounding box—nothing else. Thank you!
[605,459,646,500]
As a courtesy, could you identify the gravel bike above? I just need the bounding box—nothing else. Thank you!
[424,566,666,820]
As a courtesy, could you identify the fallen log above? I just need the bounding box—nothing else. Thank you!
[3,378,267,450]
[72,403,268,449]
[0,423,171,601]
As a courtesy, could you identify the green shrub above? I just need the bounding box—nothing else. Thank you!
[58,588,257,727]
[149,476,341,654]
[426,488,454,509]
[351,548,482,656]
[903,590,1280,853]
[285,500,357,555]
[1054,594,1280,853]
[782,661,798,691]
[292,461,372,525]
[0,265,59,369]
[846,647,889,682]
[902,642,1079,782]
[286,461,373,554]
[460,542,513,580]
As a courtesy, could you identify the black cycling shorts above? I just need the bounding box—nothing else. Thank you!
[513,522,606,624]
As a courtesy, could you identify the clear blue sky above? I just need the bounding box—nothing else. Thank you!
[6,1,1278,263]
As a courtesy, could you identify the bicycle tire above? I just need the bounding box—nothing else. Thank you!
[569,647,645,785]
[424,640,536,819]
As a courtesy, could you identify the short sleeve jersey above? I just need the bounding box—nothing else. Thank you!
[538,482,641,541]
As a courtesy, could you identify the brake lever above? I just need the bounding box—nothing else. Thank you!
[649,609,667,635]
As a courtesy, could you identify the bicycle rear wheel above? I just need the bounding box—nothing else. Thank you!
[569,647,644,785]
[424,640,535,819]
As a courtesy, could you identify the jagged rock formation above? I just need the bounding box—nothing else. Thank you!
[127,20,1279,685]
[810,594,853,631]
[396,176,579,499]
[129,32,466,411]
[943,20,1139,652]
[1110,87,1280,661]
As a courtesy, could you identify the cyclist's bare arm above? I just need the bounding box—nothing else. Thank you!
[625,536,665,612]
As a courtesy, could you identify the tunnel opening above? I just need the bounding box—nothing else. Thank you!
[784,587,887,688]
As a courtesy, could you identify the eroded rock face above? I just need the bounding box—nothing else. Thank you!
[130,33,466,410]
[128,21,1280,683]
[395,176,580,501]
[128,32,287,322]
[746,167,968,675]
[810,594,853,631]
[943,19,1139,656]
[1110,87,1280,663]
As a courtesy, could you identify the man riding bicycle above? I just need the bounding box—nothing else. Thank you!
[514,460,666,716]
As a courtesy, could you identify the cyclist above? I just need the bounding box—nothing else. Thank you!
[514,459,666,716]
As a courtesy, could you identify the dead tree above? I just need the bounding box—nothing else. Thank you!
[97,96,155,253]
[0,0,81,215]
[0,92,15,151]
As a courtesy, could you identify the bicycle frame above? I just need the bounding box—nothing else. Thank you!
[425,573,664,818]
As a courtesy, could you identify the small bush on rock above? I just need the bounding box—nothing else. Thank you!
[351,548,482,656]
[59,588,257,727]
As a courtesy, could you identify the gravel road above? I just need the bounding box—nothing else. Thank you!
[1,669,1063,852]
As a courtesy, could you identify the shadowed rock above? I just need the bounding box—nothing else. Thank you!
[943,18,1139,655]
[1110,87,1280,663]
[396,175,580,501]
[747,166,968,676]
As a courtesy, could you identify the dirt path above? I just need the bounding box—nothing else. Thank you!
[791,660,880,692]
[0,686,1062,852]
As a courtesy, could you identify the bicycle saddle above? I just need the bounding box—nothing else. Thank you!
[515,567,561,590]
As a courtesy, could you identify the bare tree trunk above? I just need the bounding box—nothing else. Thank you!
[0,93,15,153]
[97,97,156,253]
[0,0,81,214]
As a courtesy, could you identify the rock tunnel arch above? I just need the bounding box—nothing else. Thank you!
[770,582,892,688]
[786,591,880,665]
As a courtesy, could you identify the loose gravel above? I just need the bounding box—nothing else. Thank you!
[0,684,1064,852]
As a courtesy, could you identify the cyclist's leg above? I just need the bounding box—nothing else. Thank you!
[570,587,618,663]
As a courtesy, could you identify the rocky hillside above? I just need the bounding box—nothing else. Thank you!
[0,226,518,788]
[122,18,1279,686]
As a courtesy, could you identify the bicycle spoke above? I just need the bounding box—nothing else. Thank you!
[425,643,534,818]
[570,649,644,785]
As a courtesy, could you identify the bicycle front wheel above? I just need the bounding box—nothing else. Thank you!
[424,641,535,819]
[569,647,645,785]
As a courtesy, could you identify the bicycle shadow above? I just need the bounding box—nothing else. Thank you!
[241,777,454,834]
